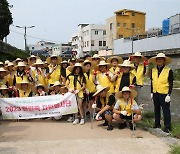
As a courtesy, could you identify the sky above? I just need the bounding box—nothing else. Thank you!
[6,0,180,50]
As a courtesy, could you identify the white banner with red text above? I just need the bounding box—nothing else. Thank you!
[0,92,78,120]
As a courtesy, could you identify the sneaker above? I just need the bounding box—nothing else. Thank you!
[107,125,113,131]
[73,119,79,125]
[80,119,85,125]
[129,122,136,130]
[67,116,74,122]
[103,120,108,126]
[119,122,127,129]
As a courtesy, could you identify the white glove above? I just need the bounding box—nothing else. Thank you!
[85,89,90,95]
[151,93,153,101]
[74,90,79,94]
[165,95,171,103]
[96,113,102,121]
[92,103,97,109]
[120,111,127,116]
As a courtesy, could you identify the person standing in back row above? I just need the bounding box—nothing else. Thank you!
[149,53,173,133]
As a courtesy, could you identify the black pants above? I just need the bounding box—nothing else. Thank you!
[153,93,171,129]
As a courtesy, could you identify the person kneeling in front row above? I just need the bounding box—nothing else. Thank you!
[113,86,141,130]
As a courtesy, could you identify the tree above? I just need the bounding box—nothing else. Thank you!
[0,0,13,41]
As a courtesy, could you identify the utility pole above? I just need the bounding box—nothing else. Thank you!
[15,25,35,52]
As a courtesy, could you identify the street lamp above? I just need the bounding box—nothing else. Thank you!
[15,25,35,52]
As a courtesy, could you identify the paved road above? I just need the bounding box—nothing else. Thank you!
[0,118,170,154]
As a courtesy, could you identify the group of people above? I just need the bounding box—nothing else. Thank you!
[0,51,173,133]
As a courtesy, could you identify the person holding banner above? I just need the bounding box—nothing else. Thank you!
[16,79,33,97]
[114,60,136,92]
[113,86,141,130]
[93,85,115,131]
[46,55,62,87]
[66,63,86,125]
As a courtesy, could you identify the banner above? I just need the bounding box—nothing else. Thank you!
[0,92,78,120]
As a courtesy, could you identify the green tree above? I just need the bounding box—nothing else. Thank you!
[0,0,13,41]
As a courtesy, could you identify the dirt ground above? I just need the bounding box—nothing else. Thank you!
[0,118,170,154]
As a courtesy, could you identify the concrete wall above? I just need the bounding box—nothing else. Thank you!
[114,33,180,54]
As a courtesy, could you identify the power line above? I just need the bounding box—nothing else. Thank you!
[10,29,61,43]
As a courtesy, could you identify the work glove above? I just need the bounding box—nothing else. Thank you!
[85,89,90,95]
[151,93,153,101]
[92,103,97,109]
[95,113,102,121]
[120,111,127,116]
[165,95,171,103]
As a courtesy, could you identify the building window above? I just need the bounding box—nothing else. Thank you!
[117,23,120,27]
[95,31,98,35]
[110,23,113,30]
[123,23,126,27]
[103,30,106,35]
[119,35,123,39]
[103,41,106,47]
[32,47,34,50]
[91,40,94,46]
[132,12,135,16]
[85,42,86,47]
[87,30,89,35]
[99,41,102,46]
[132,23,135,28]
[87,41,89,47]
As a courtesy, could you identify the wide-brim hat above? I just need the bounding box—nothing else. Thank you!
[34,84,48,94]
[16,80,31,90]
[82,60,96,69]
[95,60,111,71]
[0,67,9,75]
[67,63,86,73]
[13,62,27,71]
[92,54,104,61]
[115,86,137,99]
[32,59,46,67]
[77,59,84,63]
[15,58,22,62]
[119,60,135,70]
[107,56,123,64]
[0,85,8,90]
[149,53,172,65]
[130,52,147,62]
[46,55,62,64]
[61,60,69,64]
[50,81,64,90]
[0,62,4,66]
[93,85,110,96]
[4,60,9,65]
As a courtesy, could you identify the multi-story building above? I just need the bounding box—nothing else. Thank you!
[71,24,106,57]
[106,9,146,49]
[52,42,72,56]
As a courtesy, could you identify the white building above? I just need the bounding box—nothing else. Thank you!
[29,40,55,52]
[114,33,180,55]
[71,24,106,57]
[52,43,72,55]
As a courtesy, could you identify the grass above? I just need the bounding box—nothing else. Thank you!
[171,123,180,139]
[138,110,180,139]
[169,145,180,154]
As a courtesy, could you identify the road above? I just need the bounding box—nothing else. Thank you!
[0,118,170,154]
